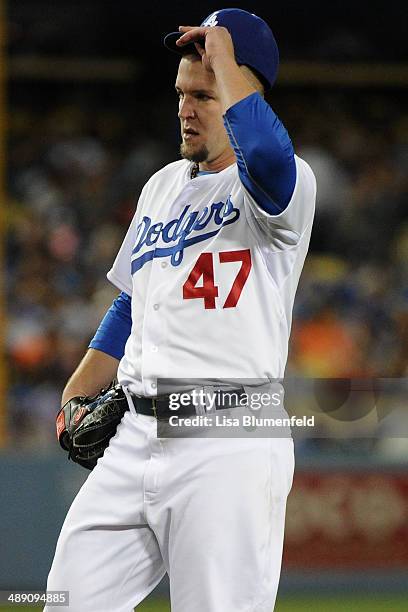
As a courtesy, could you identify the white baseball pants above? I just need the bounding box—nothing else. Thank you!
[45,409,294,612]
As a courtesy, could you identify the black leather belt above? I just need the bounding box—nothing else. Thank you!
[130,388,247,420]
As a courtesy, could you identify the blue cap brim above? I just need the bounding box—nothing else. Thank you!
[164,31,205,56]
[164,32,191,54]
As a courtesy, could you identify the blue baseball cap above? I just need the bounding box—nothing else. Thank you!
[163,8,279,90]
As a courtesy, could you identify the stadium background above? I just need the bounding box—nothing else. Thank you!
[0,0,407,610]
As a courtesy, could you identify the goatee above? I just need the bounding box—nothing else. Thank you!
[180,142,209,163]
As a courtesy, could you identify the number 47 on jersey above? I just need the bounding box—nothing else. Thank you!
[183,249,252,310]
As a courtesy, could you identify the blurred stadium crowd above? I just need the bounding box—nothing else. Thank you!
[5,88,408,451]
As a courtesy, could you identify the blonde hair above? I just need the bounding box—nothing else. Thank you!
[240,65,265,97]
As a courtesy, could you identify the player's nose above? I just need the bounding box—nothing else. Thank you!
[178,96,196,120]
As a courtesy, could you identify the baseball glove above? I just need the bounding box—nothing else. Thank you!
[56,384,129,470]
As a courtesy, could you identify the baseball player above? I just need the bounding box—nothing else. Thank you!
[45,8,316,612]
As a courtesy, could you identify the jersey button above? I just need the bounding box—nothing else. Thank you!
[153,303,160,311]
[161,261,167,268]
[151,346,158,353]
[151,382,157,389]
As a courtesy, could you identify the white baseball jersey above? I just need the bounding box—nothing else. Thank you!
[47,154,310,612]
[107,155,316,397]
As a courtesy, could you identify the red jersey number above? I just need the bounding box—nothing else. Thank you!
[183,249,252,310]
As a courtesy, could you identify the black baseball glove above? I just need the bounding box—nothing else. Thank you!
[56,384,129,470]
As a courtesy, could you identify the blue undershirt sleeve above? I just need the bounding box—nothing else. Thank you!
[223,92,296,215]
[88,291,132,360]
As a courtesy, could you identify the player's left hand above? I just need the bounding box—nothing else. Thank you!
[176,25,235,72]
[56,383,129,470]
